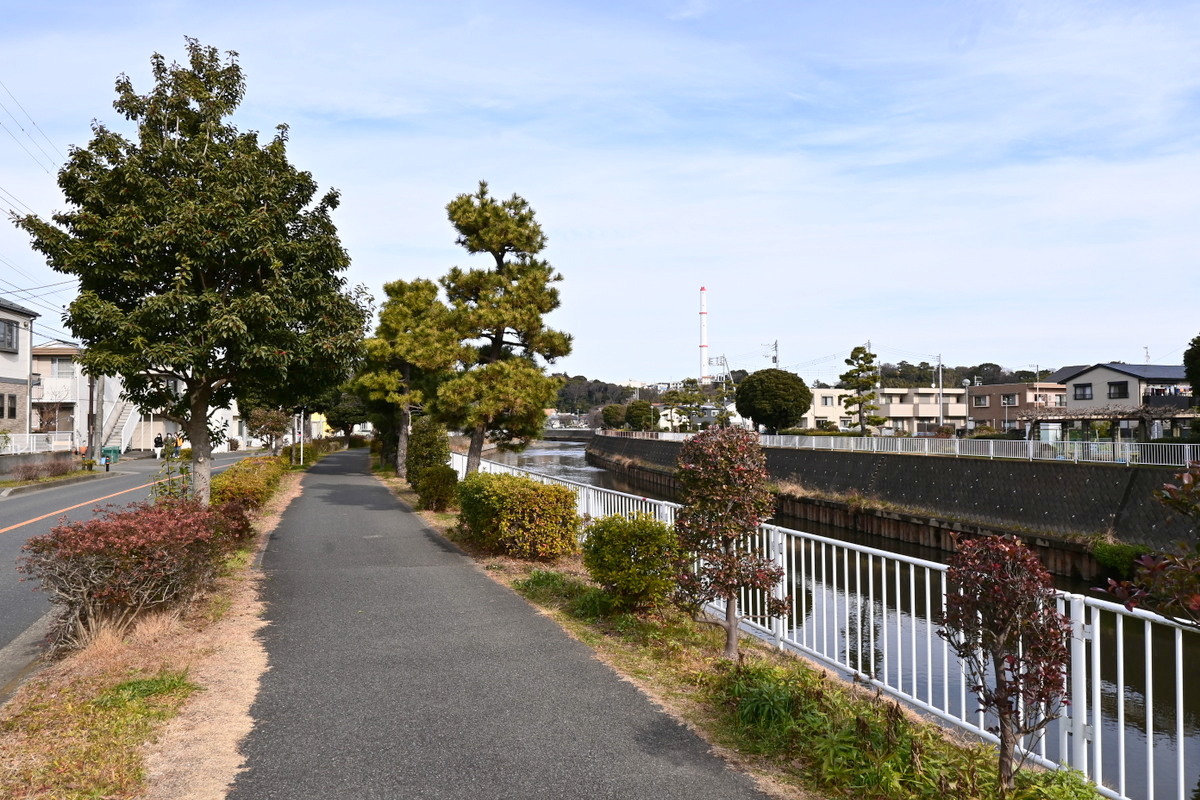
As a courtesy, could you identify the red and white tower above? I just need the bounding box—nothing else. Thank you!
[699,286,712,385]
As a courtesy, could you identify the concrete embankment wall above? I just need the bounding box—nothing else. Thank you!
[0,451,76,478]
[587,435,1194,558]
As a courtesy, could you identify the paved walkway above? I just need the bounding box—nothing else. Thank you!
[228,449,770,800]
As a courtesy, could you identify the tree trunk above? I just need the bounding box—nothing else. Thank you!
[186,392,213,506]
[993,655,1018,797]
[396,406,411,480]
[466,423,485,475]
[722,591,740,659]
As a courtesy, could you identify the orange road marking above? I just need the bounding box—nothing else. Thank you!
[0,462,237,535]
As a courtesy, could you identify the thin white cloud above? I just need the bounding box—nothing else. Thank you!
[1,0,1197,382]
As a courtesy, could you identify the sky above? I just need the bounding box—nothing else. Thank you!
[1,0,1197,387]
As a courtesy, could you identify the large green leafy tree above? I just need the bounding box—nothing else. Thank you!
[734,368,812,433]
[435,182,571,474]
[354,278,459,478]
[1184,333,1200,408]
[625,399,658,431]
[839,346,887,434]
[12,40,369,503]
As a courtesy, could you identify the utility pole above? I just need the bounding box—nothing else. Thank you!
[937,354,944,429]
[763,340,778,367]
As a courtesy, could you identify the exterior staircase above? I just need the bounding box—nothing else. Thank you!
[102,401,136,450]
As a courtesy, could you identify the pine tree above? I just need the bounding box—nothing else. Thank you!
[839,346,888,434]
[435,182,571,474]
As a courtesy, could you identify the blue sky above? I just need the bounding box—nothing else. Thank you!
[1,0,1197,386]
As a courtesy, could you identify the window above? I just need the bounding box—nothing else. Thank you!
[821,396,834,406]
[973,396,990,407]
[1107,381,1129,399]
[51,357,74,379]
[1074,383,1093,400]
[1001,394,1018,407]
[6,394,16,419]
[0,320,17,353]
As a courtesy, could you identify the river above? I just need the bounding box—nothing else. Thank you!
[487,440,1200,800]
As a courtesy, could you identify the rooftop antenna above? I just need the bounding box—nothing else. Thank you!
[1144,346,1150,364]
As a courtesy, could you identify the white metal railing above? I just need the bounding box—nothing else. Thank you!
[452,451,1198,800]
[117,404,139,453]
[604,430,1198,468]
[0,432,76,455]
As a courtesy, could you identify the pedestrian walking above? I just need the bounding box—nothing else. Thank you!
[153,433,164,460]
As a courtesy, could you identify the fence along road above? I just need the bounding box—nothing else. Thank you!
[452,452,1200,800]
[605,429,1199,468]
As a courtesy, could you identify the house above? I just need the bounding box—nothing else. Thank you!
[0,299,38,436]
[966,382,1066,434]
[1051,363,1194,439]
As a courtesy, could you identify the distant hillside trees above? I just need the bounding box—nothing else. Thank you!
[556,375,632,413]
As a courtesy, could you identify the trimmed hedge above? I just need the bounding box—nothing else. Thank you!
[211,456,288,509]
[406,416,450,486]
[281,438,340,466]
[457,472,580,560]
[415,464,458,511]
[582,513,679,612]
[17,499,252,651]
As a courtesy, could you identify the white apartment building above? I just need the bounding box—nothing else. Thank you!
[799,386,968,435]
[0,299,38,436]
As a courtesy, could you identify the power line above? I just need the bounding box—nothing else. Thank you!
[0,117,53,173]
[0,280,69,317]
[0,77,65,161]
[0,181,37,214]
[0,277,76,293]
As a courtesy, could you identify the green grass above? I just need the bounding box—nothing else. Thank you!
[1,669,198,798]
[508,566,1101,800]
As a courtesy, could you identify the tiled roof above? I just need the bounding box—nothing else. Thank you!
[1056,363,1187,383]
[0,297,39,318]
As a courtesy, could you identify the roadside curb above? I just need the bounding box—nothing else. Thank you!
[0,471,130,499]
[0,611,55,707]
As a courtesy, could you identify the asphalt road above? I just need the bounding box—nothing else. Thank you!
[0,451,252,696]
[229,449,771,800]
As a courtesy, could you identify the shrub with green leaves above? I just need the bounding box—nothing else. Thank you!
[415,464,458,511]
[405,416,450,486]
[211,456,288,509]
[582,513,678,612]
[457,472,579,560]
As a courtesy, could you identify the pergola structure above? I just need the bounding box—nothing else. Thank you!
[1018,401,1197,441]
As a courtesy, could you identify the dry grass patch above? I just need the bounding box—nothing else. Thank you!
[0,472,302,800]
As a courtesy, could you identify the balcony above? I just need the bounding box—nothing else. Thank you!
[1143,394,1195,411]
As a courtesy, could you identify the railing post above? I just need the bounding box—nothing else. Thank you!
[1068,595,1089,771]
[771,526,787,649]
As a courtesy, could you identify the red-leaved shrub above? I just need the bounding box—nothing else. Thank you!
[18,499,252,651]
